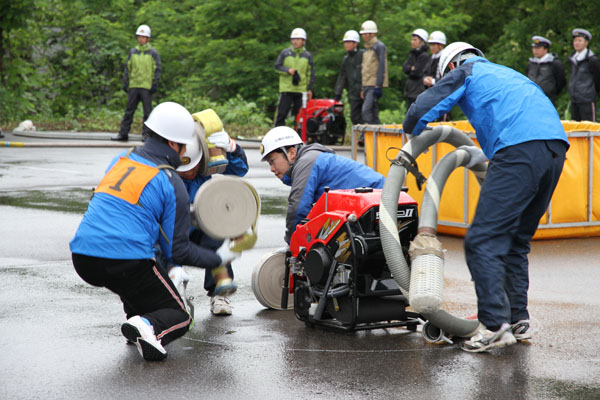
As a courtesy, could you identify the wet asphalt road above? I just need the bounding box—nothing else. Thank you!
[1,131,600,399]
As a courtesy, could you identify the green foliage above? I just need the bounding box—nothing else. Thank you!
[1,0,599,132]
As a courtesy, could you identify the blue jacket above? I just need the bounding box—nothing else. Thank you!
[403,57,568,158]
[183,145,249,205]
[283,143,385,243]
[70,139,221,269]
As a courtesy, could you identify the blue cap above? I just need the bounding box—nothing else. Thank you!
[572,28,592,41]
[531,35,551,47]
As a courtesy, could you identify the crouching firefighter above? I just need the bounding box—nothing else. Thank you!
[70,102,240,362]
[260,126,386,244]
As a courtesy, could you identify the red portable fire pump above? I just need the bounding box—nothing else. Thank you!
[282,187,422,332]
[295,98,346,145]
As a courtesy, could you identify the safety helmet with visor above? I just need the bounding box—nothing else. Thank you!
[359,20,378,34]
[290,28,307,40]
[260,126,303,162]
[144,102,195,145]
[176,135,203,172]
[437,41,484,79]
[136,24,151,38]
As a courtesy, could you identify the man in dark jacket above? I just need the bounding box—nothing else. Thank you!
[403,28,431,109]
[568,28,600,121]
[526,35,566,106]
[334,30,364,125]
[113,24,161,141]
[423,31,446,88]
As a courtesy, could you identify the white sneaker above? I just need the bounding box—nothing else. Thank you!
[511,319,532,341]
[461,323,517,353]
[121,316,167,361]
[210,295,232,316]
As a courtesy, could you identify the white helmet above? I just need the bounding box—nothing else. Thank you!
[359,20,378,34]
[260,126,303,161]
[412,28,429,43]
[144,102,195,144]
[437,41,484,78]
[176,135,203,172]
[428,31,446,45]
[343,30,360,43]
[136,24,151,38]
[290,28,307,40]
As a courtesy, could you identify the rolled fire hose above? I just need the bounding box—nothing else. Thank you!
[190,175,260,252]
[192,109,228,175]
[380,125,484,340]
[251,248,294,310]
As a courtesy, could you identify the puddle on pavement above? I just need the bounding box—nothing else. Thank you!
[0,188,92,213]
[0,188,288,216]
[260,195,287,215]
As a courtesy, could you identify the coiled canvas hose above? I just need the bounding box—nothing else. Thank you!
[380,125,484,338]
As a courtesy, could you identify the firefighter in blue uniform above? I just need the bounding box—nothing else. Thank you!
[260,126,385,243]
[403,42,569,352]
[70,102,240,361]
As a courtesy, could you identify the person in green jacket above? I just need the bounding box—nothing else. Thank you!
[274,28,315,127]
[334,30,364,125]
[112,24,162,141]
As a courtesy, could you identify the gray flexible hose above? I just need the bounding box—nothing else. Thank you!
[380,125,483,337]
[418,148,487,336]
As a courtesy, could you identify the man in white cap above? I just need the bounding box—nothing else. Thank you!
[526,35,565,106]
[403,28,431,109]
[568,28,600,121]
[334,30,364,126]
[274,28,315,127]
[359,19,388,137]
[423,31,446,88]
[113,25,161,141]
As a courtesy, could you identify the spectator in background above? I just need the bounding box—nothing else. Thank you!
[360,19,388,137]
[526,35,566,106]
[334,30,364,126]
[403,29,431,109]
[568,28,600,121]
[113,25,161,142]
[274,28,315,127]
[423,31,446,88]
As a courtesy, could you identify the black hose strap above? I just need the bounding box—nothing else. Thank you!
[386,147,427,191]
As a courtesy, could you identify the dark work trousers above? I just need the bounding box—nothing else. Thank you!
[464,139,567,331]
[348,98,364,125]
[72,253,191,346]
[275,92,302,127]
[119,88,153,136]
[361,86,380,125]
[189,229,234,297]
[571,102,596,122]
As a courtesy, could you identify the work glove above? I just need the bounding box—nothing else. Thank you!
[208,129,236,152]
[374,87,383,99]
[458,145,488,168]
[216,239,241,265]
[150,84,157,94]
[122,83,128,93]
[333,95,341,101]
[168,265,190,288]
[292,71,301,85]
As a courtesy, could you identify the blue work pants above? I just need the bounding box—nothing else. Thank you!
[464,139,567,331]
